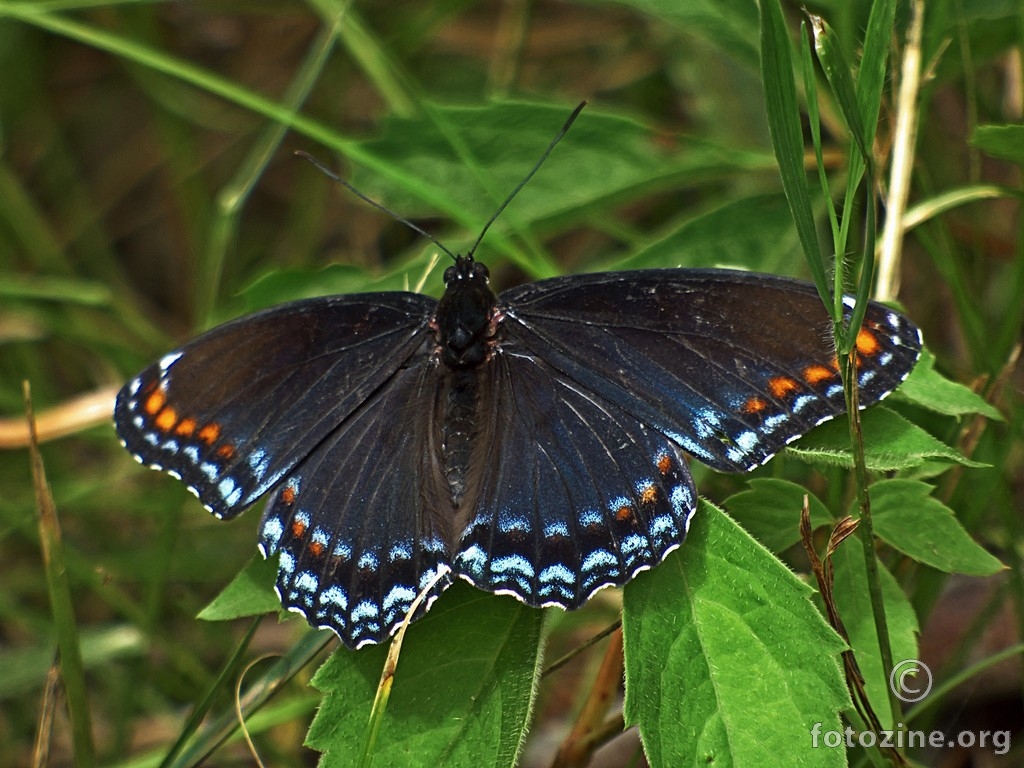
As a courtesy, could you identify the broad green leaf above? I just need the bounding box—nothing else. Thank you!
[788,407,985,470]
[359,101,607,225]
[830,536,918,729]
[578,0,761,67]
[724,478,834,552]
[618,194,798,273]
[308,582,543,768]
[353,101,747,278]
[623,501,849,767]
[870,479,1004,576]
[899,349,1003,420]
[197,555,281,621]
[971,124,1024,164]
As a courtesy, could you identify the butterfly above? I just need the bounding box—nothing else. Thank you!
[115,253,921,649]
[114,104,920,649]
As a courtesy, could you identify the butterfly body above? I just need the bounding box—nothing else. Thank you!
[116,263,921,649]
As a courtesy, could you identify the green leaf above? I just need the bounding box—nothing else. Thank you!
[4,7,359,157]
[623,501,849,767]
[0,274,112,305]
[0,624,146,701]
[308,582,543,768]
[830,535,918,730]
[971,124,1024,164]
[197,555,281,622]
[239,255,448,312]
[855,0,897,147]
[787,406,985,470]
[724,478,834,552]
[870,479,1004,576]
[811,14,869,163]
[899,349,1003,420]
[577,0,761,67]
[757,0,829,302]
[801,21,839,243]
[903,184,1010,232]
[618,194,799,273]
[354,101,739,277]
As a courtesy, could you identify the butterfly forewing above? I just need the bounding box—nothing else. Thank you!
[500,269,922,473]
[114,293,437,518]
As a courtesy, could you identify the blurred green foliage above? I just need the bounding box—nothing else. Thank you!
[0,1,1021,766]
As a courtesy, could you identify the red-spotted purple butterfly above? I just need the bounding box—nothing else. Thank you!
[114,108,921,650]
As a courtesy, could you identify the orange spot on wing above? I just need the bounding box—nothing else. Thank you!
[155,407,177,431]
[803,364,836,385]
[768,376,799,398]
[175,418,196,437]
[197,423,221,445]
[291,519,307,538]
[144,388,166,415]
[856,328,880,356]
[280,486,297,505]
[616,504,634,522]
[309,541,325,557]
[742,396,768,414]
[657,454,673,475]
[640,484,658,505]
[215,443,235,460]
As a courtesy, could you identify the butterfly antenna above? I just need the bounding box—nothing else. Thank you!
[295,150,457,261]
[467,100,588,258]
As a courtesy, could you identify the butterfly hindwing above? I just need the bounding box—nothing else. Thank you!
[114,294,436,519]
[257,340,455,649]
[453,342,696,608]
[500,269,921,473]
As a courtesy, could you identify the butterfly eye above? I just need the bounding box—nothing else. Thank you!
[444,266,457,283]
[472,263,490,280]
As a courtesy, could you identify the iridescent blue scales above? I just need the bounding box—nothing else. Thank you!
[115,266,921,649]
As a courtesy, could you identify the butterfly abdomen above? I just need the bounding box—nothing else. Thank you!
[441,367,483,506]
[432,254,507,508]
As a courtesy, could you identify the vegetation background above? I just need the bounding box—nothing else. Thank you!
[0,1,1020,766]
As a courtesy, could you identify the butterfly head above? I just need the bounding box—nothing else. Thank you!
[442,253,489,286]
[435,255,500,368]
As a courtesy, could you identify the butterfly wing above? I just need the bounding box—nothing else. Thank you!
[497,269,921,473]
[258,341,455,649]
[114,294,437,519]
[453,345,696,608]
[451,268,920,608]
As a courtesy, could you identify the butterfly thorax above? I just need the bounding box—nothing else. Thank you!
[434,255,500,368]
[434,256,502,506]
